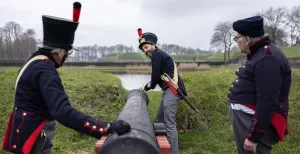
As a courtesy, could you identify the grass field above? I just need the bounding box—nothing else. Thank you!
[170,54,211,62]
[0,67,299,154]
[281,46,300,58]
[100,52,148,62]
[206,51,247,60]
[207,46,300,60]
[99,46,300,62]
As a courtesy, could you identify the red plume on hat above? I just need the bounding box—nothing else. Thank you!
[137,28,142,37]
[73,2,82,22]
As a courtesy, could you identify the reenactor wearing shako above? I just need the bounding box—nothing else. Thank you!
[1,2,130,154]
[228,16,291,154]
[137,28,187,154]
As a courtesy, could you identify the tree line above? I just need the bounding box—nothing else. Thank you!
[67,43,213,62]
[0,22,37,60]
[0,21,213,62]
[1,5,299,62]
[210,5,300,62]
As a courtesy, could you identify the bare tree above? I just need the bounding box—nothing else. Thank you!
[25,29,36,38]
[0,21,38,60]
[287,5,300,46]
[0,28,4,60]
[257,7,288,46]
[210,21,234,63]
[3,22,22,42]
[0,20,217,62]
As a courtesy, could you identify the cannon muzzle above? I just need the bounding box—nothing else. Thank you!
[96,89,165,154]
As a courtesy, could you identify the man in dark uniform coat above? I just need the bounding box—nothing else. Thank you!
[137,29,187,154]
[228,15,291,154]
[1,2,130,154]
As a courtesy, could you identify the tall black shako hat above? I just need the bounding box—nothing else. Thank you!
[232,15,264,37]
[137,28,158,50]
[36,2,82,51]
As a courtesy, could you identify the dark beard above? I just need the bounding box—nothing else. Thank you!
[60,54,68,67]
[148,53,152,59]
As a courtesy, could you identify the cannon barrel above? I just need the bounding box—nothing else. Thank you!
[97,89,161,154]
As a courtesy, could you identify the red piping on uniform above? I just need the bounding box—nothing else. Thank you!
[95,119,106,134]
[248,35,269,47]
[268,46,273,53]
[246,118,258,138]
[2,111,14,151]
[255,128,266,132]
[280,103,287,117]
[84,121,106,135]
[24,111,34,115]
[11,112,27,150]
[8,110,17,151]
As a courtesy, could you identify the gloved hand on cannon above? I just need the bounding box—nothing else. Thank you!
[106,120,131,135]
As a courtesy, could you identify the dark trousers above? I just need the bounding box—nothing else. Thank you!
[229,106,279,154]
[31,120,56,154]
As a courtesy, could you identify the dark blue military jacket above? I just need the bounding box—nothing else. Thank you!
[144,48,187,96]
[228,36,291,143]
[2,52,108,154]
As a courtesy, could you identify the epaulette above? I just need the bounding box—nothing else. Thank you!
[263,45,272,56]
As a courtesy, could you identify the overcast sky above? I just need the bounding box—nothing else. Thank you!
[0,0,299,51]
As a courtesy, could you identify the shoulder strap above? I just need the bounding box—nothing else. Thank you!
[173,61,178,85]
[160,58,179,86]
[15,55,48,90]
[263,45,273,56]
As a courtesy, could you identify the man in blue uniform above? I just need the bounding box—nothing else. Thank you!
[2,2,130,154]
[137,29,187,154]
[228,16,291,154]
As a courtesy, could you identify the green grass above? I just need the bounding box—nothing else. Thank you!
[207,51,245,60]
[207,46,300,60]
[0,67,300,154]
[100,53,212,62]
[98,46,300,62]
[282,46,300,58]
[170,54,211,62]
[100,52,148,61]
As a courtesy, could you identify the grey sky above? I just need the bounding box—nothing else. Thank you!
[0,0,299,51]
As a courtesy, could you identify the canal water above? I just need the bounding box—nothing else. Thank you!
[113,73,162,91]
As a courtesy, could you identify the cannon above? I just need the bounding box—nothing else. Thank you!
[95,89,170,154]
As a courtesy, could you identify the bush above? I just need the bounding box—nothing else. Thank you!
[176,69,236,131]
